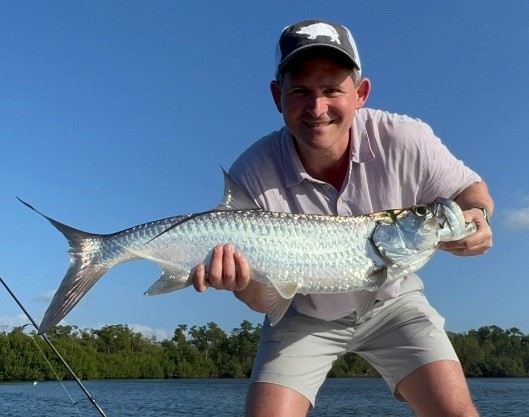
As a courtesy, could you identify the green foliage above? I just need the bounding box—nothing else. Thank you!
[0,324,528,382]
[328,353,379,377]
[448,326,529,377]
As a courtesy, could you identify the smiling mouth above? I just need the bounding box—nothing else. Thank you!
[304,120,334,128]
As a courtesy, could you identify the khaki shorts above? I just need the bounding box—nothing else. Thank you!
[249,274,459,407]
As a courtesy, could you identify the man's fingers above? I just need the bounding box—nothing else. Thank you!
[192,263,210,292]
[192,244,251,292]
[208,244,238,290]
[207,245,225,288]
[234,251,250,291]
[221,244,237,283]
[440,214,493,257]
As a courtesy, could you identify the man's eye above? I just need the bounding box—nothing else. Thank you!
[290,89,308,96]
[325,89,342,96]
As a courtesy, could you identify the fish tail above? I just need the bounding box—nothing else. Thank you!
[40,256,109,335]
[18,198,111,334]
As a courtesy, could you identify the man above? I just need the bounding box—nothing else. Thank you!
[193,19,493,417]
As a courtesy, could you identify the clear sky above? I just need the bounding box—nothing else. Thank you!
[1,1,528,340]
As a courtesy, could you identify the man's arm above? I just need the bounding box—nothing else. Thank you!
[192,244,268,313]
[440,181,494,256]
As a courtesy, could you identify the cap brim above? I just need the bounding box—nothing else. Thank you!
[277,44,360,73]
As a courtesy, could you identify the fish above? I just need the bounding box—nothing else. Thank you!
[19,170,476,334]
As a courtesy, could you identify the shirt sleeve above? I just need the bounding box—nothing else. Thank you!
[414,123,481,202]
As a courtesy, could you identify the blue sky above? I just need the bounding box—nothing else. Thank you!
[1,1,528,340]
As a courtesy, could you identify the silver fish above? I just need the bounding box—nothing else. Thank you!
[20,171,475,334]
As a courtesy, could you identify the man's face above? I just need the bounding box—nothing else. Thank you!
[271,57,367,157]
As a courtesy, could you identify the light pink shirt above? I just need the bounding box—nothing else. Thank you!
[229,108,481,321]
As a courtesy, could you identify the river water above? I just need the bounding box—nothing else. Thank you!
[1,378,527,416]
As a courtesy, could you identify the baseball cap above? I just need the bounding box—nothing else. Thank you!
[275,19,361,76]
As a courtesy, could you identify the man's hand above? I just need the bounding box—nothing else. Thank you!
[191,244,269,313]
[440,208,493,256]
[192,244,251,292]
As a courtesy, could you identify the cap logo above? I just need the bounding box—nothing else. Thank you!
[295,23,341,45]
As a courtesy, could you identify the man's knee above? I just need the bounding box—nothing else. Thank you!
[396,360,479,417]
[245,382,311,417]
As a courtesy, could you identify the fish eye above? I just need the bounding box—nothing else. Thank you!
[413,205,430,216]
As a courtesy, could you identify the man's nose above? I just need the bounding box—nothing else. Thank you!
[305,95,328,118]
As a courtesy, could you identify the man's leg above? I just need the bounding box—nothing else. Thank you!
[245,382,311,417]
[352,275,479,416]
[243,308,354,416]
[396,360,479,417]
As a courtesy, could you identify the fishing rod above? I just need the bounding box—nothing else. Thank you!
[0,275,108,417]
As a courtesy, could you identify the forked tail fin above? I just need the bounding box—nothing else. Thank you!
[18,198,110,334]
[40,261,109,334]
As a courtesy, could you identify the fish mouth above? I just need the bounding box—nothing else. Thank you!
[433,201,448,229]
[433,197,474,241]
[434,198,458,232]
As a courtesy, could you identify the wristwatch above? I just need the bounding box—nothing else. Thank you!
[475,207,491,225]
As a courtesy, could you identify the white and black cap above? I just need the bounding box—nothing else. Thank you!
[275,19,361,76]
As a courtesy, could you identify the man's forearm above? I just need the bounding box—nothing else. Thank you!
[454,181,494,217]
[234,279,269,313]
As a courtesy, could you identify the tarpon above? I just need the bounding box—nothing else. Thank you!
[20,171,476,334]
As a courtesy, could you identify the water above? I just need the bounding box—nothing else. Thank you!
[0,378,528,416]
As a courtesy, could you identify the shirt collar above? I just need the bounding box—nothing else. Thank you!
[350,110,375,164]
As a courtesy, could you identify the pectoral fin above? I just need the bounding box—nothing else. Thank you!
[264,287,295,326]
[252,271,299,326]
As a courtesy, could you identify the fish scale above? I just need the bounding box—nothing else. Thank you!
[18,170,475,334]
[146,210,383,293]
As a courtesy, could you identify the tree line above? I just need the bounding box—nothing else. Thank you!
[0,322,527,381]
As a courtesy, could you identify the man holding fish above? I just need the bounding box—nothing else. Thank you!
[192,19,493,417]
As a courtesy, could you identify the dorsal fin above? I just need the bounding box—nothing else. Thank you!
[144,169,261,244]
[214,168,261,211]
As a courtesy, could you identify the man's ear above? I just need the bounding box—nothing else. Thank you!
[270,81,283,113]
[355,78,371,108]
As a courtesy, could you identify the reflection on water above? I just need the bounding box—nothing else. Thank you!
[0,378,528,416]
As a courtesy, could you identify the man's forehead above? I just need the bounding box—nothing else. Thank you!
[281,48,356,74]
[281,59,356,88]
